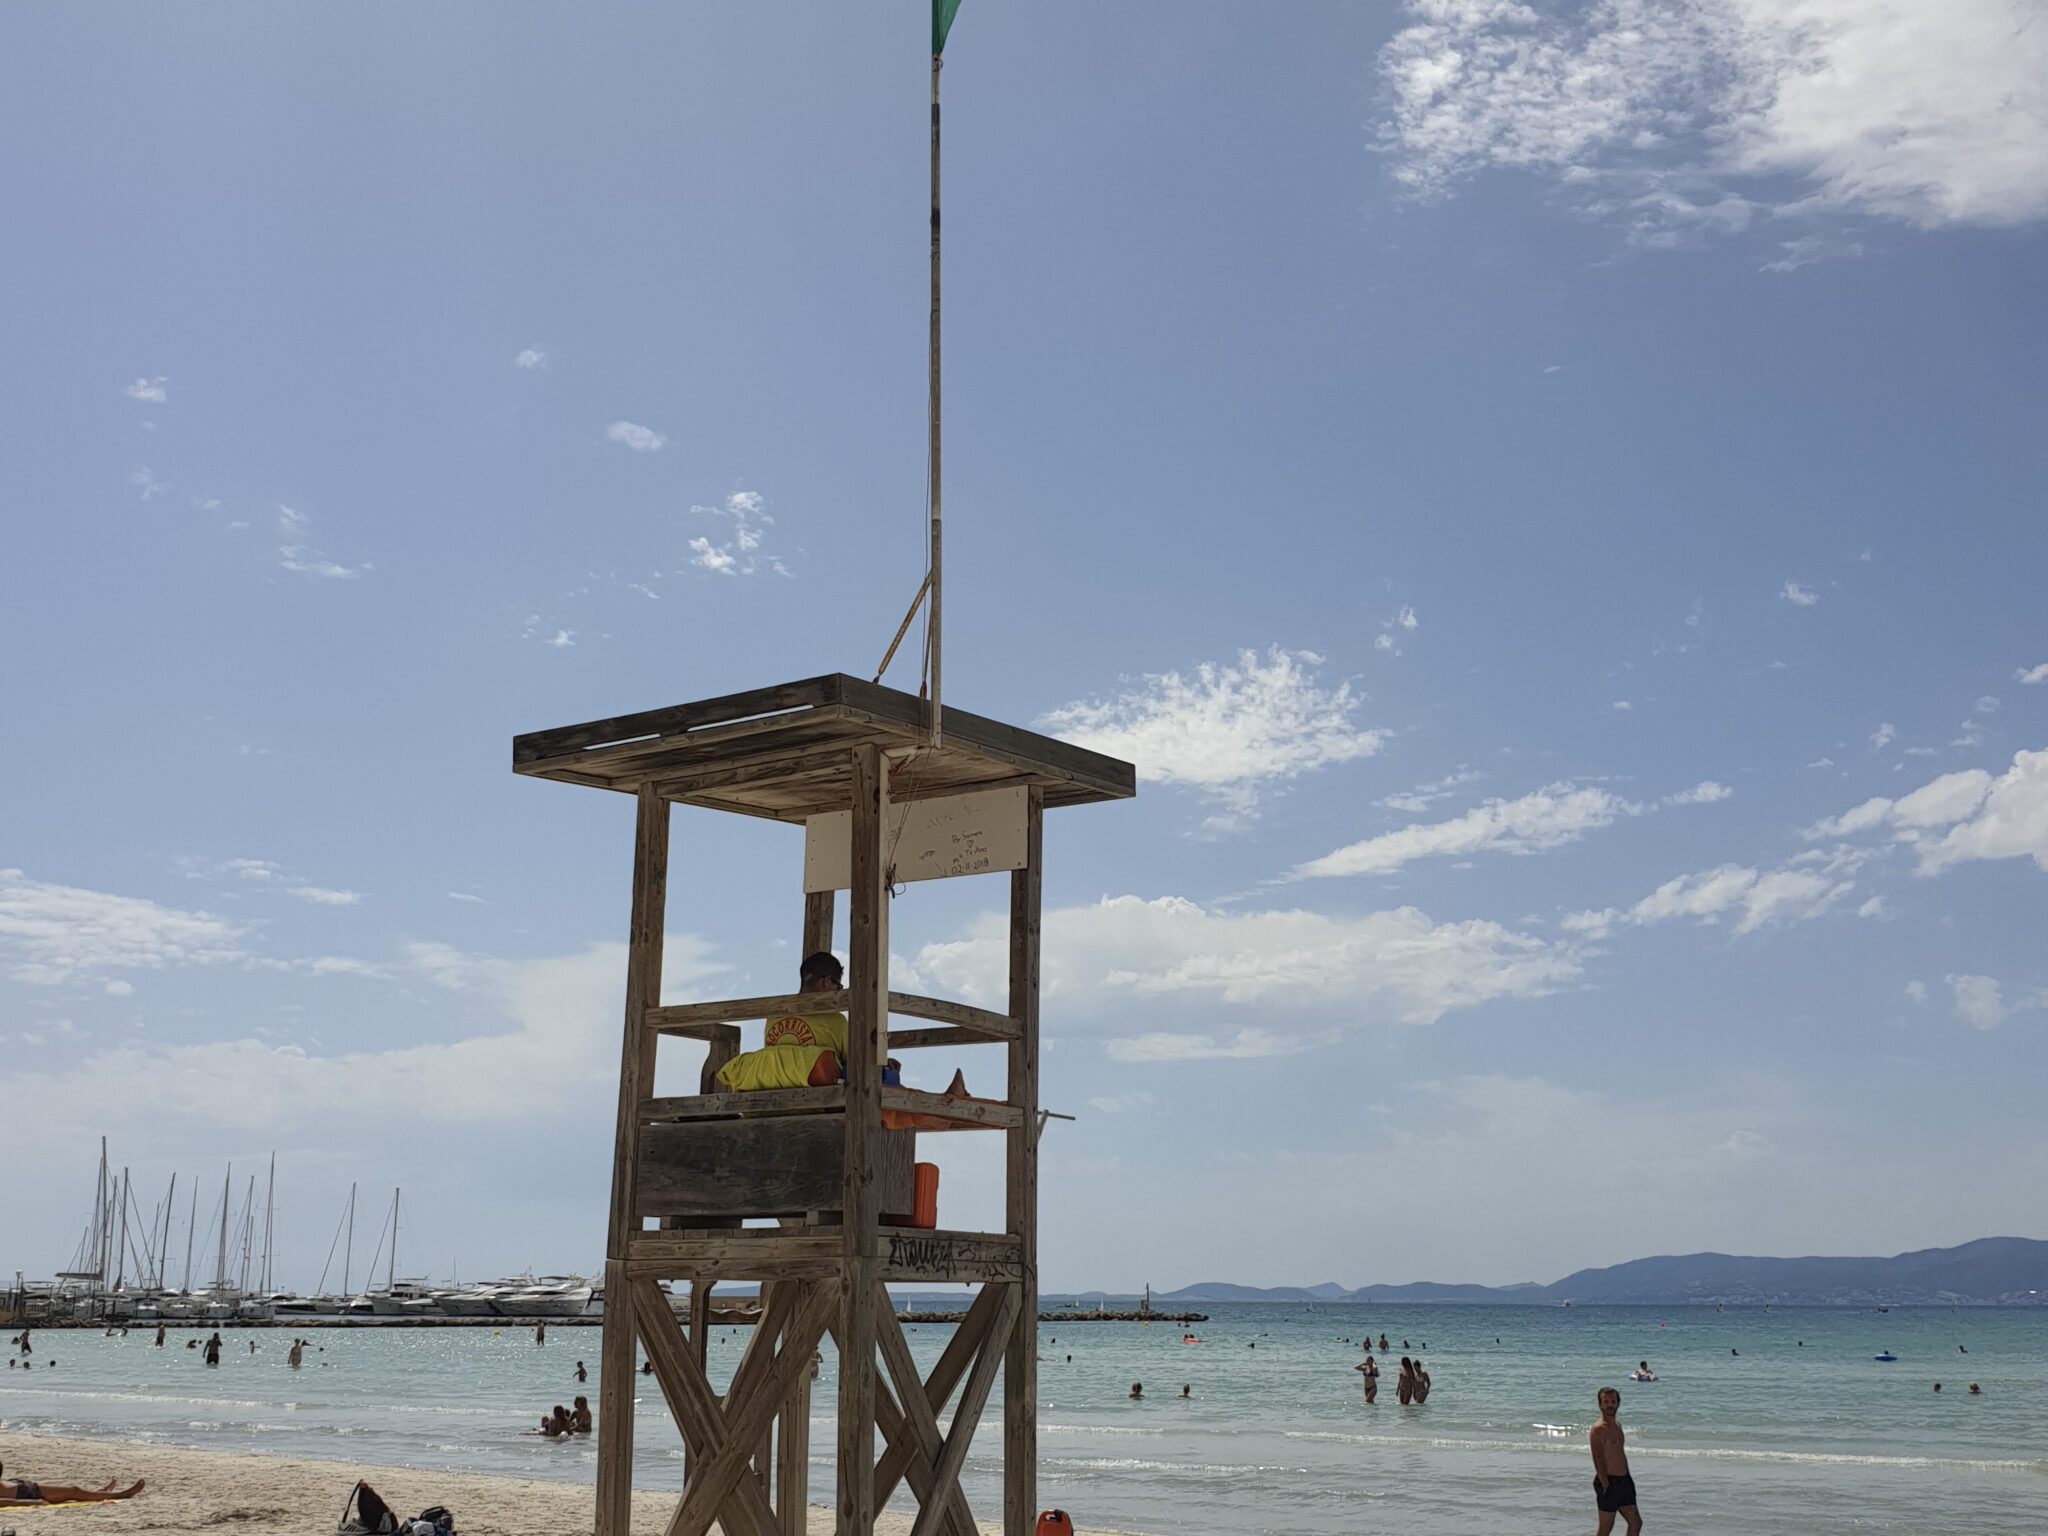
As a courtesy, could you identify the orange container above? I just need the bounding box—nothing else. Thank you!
[910,1162,939,1229]
[1035,1512,1072,1536]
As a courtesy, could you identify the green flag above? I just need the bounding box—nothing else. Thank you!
[933,0,963,54]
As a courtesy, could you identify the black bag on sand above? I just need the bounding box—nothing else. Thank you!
[339,1479,399,1535]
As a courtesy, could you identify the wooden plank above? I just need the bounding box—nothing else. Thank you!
[642,1086,846,1122]
[828,677,1130,795]
[1004,788,1043,1536]
[881,1230,1024,1283]
[908,1284,1021,1536]
[880,1084,1024,1130]
[513,676,843,766]
[648,989,846,1033]
[886,1027,996,1051]
[638,1117,915,1220]
[888,992,1019,1040]
[802,889,835,959]
[667,1283,837,1536]
[651,746,855,801]
[629,1278,781,1536]
[647,988,1003,1038]
[622,1228,1020,1282]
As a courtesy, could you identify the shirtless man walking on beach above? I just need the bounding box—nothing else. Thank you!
[1590,1387,1642,1534]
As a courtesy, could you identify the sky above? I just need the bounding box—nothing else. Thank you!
[2,0,2045,1295]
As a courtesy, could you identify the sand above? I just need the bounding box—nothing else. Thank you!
[0,1433,987,1536]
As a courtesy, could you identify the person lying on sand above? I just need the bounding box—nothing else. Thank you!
[1,1461,146,1504]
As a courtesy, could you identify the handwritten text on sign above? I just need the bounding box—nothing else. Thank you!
[803,785,1029,893]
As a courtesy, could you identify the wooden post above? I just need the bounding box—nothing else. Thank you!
[1003,788,1043,1536]
[838,743,886,1535]
[598,784,668,1536]
[779,888,832,1533]
[804,888,836,961]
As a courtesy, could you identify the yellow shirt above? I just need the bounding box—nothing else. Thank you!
[763,1010,848,1056]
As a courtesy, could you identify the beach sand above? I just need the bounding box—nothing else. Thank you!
[0,1433,994,1536]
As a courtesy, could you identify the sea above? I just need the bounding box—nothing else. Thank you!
[3,1301,2045,1534]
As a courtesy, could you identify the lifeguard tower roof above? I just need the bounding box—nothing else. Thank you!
[512,672,1134,820]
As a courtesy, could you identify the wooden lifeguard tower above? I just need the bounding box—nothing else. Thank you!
[514,673,1134,1536]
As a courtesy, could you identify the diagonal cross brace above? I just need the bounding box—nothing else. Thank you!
[667,1282,839,1536]
[628,1280,782,1536]
[904,1283,1021,1536]
[872,1278,1011,1506]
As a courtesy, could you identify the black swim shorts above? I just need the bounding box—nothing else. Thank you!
[1595,1474,1637,1512]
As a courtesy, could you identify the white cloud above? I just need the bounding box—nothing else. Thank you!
[1869,722,1896,752]
[686,490,789,578]
[514,348,549,371]
[1376,0,2048,235]
[228,858,280,881]
[2,938,726,1134]
[1105,1031,1297,1063]
[895,895,1580,1037]
[279,546,365,580]
[1856,895,1885,918]
[1804,750,2048,875]
[0,869,246,985]
[1380,767,1484,813]
[1946,973,2007,1031]
[1663,780,1732,805]
[1975,695,2002,715]
[545,629,575,648]
[123,376,168,403]
[1297,782,1638,878]
[130,467,169,501]
[288,885,362,907]
[1904,979,1926,1003]
[1781,580,1818,607]
[1086,1089,1157,1112]
[448,892,486,904]
[606,421,666,453]
[1611,700,1634,712]
[2017,664,2048,685]
[1041,649,1382,819]
[1568,847,1864,938]
[274,505,364,579]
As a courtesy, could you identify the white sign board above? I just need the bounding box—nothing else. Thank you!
[804,785,1029,893]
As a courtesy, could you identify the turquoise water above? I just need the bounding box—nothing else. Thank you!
[3,1303,2045,1533]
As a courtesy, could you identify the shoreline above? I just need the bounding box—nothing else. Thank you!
[0,1432,1025,1535]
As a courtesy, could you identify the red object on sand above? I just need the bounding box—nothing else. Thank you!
[1036,1512,1073,1536]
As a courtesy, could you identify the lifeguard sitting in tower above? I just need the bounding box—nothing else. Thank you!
[716,951,850,1091]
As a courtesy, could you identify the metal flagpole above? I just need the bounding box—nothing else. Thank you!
[927,44,943,748]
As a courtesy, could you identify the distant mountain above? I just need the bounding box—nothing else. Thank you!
[1156,1237,2048,1307]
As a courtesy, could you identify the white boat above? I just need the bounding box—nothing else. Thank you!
[491,1276,594,1317]
[433,1285,510,1316]
[370,1279,440,1317]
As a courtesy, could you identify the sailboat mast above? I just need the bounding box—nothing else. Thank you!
[387,1188,400,1291]
[183,1179,197,1292]
[343,1182,355,1296]
[114,1168,130,1292]
[160,1172,177,1290]
[262,1153,275,1295]
[216,1165,231,1294]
